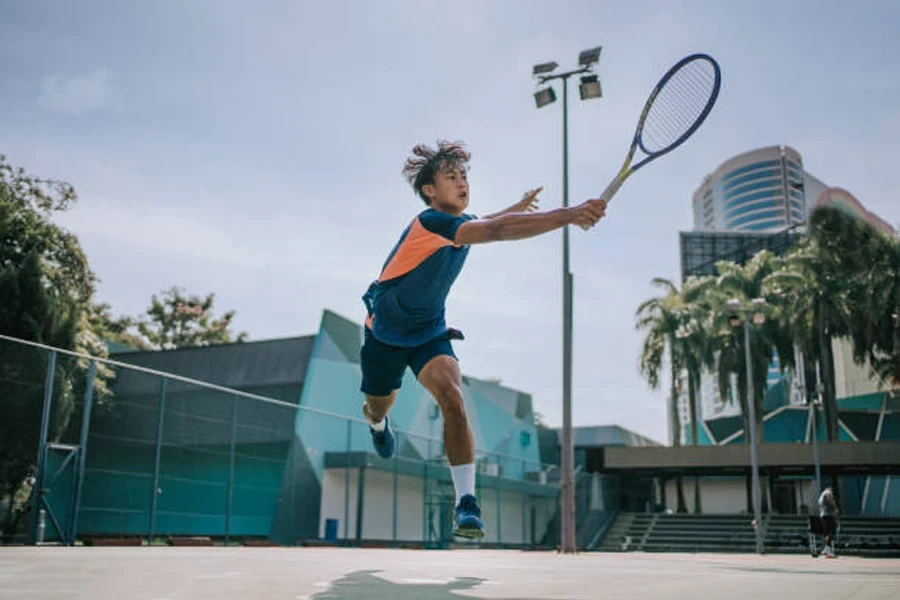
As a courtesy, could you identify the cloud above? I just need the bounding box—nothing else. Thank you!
[38,68,116,114]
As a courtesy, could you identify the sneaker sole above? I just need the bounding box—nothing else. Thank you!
[453,525,485,540]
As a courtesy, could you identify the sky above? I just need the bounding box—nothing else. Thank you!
[2,0,898,444]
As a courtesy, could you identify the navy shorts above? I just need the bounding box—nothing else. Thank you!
[359,328,457,397]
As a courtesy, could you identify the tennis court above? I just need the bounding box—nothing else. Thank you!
[1,547,897,599]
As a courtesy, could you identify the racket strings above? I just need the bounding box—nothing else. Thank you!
[640,58,718,154]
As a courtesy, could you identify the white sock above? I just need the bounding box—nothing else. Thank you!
[364,403,386,431]
[450,463,476,504]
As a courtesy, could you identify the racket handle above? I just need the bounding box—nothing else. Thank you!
[578,175,625,231]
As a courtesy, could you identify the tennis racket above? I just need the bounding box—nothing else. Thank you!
[584,53,721,227]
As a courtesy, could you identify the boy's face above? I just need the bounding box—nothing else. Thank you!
[424,163,469,214]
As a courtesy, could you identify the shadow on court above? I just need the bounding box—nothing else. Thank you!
[310,569,570,600]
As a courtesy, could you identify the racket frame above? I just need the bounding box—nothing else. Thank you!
[596,53,721,208]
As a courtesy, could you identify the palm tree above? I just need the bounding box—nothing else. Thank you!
[764,208,885,446]
[710,252,795,443]
[676,275,716,513]
[820,209,900,391]
[636,278,689,513]
[696,252,796,513]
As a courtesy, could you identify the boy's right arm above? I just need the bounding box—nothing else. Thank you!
[455,198,607,245]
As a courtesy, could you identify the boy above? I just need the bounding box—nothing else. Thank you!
[360,140,607,539]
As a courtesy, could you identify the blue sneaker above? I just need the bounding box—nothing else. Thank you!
[453,494,485,539]
[369,416,395,459]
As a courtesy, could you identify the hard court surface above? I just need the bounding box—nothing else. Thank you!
[1,547,897,600]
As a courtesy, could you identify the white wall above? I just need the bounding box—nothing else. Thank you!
[663,478,749,514]
[320,467,553,544]
[832,338,889,399]
[662,477,827,515]
[319,468,360,540]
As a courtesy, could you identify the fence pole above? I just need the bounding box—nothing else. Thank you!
[70,359,96,545]
[28,350,57,545]
[148,378,167,543]
[392,433,399,544]
[226,396,238,543]
[344,419,351,542]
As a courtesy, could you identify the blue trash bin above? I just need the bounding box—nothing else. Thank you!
[324,518,339,543]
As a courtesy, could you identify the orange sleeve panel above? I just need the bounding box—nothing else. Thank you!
[378,217,453,282]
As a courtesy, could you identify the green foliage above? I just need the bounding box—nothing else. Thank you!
[0,155,112,538]
[136,286,248,350]
[0,155,248,540]
[637,206,899,455]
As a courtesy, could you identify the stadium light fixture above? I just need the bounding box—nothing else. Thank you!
[533,61,559,76]
[578,46,602,67]
[579,74,602,100]
[534,87,557,108]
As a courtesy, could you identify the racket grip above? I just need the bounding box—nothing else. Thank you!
[578,175,624,231]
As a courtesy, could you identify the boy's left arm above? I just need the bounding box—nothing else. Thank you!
[482,187,542,220]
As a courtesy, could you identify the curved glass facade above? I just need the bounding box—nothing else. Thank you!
[692,147,808,232]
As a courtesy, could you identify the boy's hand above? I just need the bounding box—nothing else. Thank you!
[514,187,542,213]
[568,198,607,229]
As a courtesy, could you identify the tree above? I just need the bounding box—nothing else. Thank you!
[137,286,248,350]
[0,155,113,540]
[88,302,151,351]
[636,277,688,513]
[0,155,93,308]
[707,252,795,446]
[690,252,796,514]
[675,275,717,513]
[810,208,900,391]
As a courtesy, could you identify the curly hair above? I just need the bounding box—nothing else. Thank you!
[402,140,471,204]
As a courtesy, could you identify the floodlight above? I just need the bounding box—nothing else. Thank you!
[533,61,559,76]
[579,74,602,100]
[578,46,602,66]
[534,86,557,108]
[726,299,741,312]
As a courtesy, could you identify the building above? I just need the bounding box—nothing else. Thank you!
[657,145,900,516]
[27,310,561,547]
[691,145,827,232]
[679,145,895,427]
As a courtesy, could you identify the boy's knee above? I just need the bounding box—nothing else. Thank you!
[436,384,467,421]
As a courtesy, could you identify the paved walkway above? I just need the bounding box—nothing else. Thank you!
[1,547,897,599]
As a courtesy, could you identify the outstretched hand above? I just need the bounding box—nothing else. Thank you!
[569,198,608,230]
[514,187,542,213]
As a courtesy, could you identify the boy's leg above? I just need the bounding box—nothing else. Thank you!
[360,330,407,459]
[363,392,397,426]
[413,342,483,539]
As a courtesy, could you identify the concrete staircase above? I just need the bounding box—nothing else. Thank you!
[593,513,900,556]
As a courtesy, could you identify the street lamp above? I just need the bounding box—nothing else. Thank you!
[531,45,603,555]
[726,297,767,555]
[792,345,823,502]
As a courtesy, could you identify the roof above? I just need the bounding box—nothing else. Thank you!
[557,425,661,448]
[112,335,316,391]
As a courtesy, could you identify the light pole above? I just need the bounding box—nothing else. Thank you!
[793,345,822,501]
[532,46,603,554]
[811,361,824,493]
[727,297,767,555]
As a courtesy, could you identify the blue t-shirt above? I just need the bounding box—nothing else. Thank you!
[362,208,476,347]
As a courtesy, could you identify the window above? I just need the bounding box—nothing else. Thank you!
[721,160,779,182]
[723,189,782,214]
[723,178,781,200]
[728,209,783,228]
[722,169,781,192]
[743,218,785,231]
